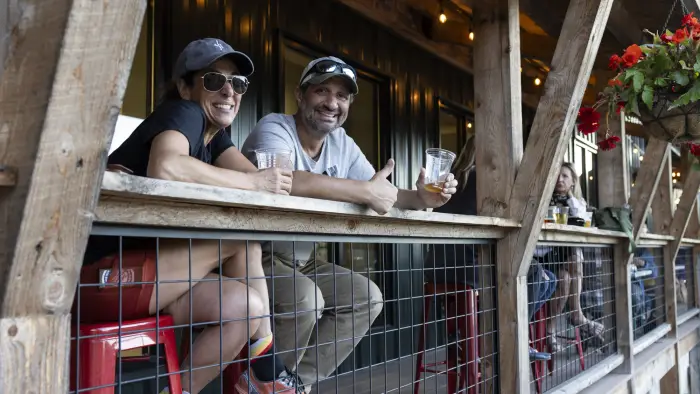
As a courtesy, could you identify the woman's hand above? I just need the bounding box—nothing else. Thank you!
[249,168,293,195]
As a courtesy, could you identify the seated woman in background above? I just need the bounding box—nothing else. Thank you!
[77,38,302,394]
[544,163,604,352]
[423,137,552,361]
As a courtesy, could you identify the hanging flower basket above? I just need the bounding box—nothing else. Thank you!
[577,12,700,150]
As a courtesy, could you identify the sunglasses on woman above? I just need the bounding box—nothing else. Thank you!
[201,72,249,95]
[301,59,357,84]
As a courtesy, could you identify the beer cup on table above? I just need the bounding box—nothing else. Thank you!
[255,148,293,170]
[556,206,569,224]
[424,148,456,193]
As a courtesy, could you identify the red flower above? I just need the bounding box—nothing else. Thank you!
[597,135,622,151]
[673,28,689,44]
[616,101,626,114]
[608,79,623,87]
[661,32,674,43]
[690,143,700,157]
[621,44,643,67]
[577,107,601,135]
[608,54,622,70]
[682,12,699,27]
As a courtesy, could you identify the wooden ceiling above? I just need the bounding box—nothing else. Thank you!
[403,0,699,105]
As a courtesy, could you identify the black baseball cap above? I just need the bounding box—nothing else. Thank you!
[173,38,254,79]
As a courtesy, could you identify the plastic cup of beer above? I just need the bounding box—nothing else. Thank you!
[556,206,569,224]
[424,148,456,193]
[255,148,292,170]
[545,206,557,224]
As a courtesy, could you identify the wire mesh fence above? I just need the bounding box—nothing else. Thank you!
[528,244,617,393]
[676,247,693,316]
[69,225,499,394]
[631,247,666,340]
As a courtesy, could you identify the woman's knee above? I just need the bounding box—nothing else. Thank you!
[220,282,265,323]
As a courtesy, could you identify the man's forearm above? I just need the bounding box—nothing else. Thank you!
[396,189,426,210]
[291,171,370,205]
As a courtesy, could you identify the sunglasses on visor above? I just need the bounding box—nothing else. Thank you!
[201,72,249,95]
[301,59,357,84]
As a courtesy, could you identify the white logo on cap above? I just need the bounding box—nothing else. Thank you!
[214,40,224,51]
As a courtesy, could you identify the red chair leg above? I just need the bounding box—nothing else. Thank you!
[80,336,118,394]
[413,294,432,394]
[575,327,585,371]
[160,326,183,394]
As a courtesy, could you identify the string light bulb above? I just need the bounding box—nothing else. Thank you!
[673,179,678,184]
[639,155,644,161]
[633,148,639,154]
[469,31,474,40]
[534,77,541,86]
[467,122,473,129]
[439,11,447,23]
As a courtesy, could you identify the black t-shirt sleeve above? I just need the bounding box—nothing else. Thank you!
[210,129,236,163]
[143,100,207,155]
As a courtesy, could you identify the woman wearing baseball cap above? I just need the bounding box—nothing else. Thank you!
[78,38,302,394]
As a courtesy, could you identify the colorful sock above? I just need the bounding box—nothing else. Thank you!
[249,334,286,382]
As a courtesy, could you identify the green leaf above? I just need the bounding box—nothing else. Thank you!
[654,77,668,87]
[628,95,641,116]
[654,55,673,74]
[672,70,690,86]
[670,79,700,108]
[680,60,692,70]
[694,62,700,73]
[633,71,644,92]
[642,86,654,110]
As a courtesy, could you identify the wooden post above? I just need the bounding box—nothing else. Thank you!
[0,0,146,392]
[628,138,671,241]
[483,0,614,392]
[473,0,524,391]
[651,155,674,234]
[597,112,630,208]
[659,165,700,393]
[598,113,635,373]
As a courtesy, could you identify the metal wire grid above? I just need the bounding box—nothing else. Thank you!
[528,244,617,393]
[631,247,666,341]
[70,225,499,394]
[676,247,693,316]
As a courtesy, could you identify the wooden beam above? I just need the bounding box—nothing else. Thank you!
[597,111,629,208]
[0,0,146,392]
[473,0,528,391]
[506,0,614,277]
[651,155,673,234]
[474,0,523,217]
[668,169,700,266]
[629,138,671,242]
[614,241,635,373]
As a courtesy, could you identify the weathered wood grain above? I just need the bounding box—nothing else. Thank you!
[0,0,145,392]
[597,112,629,208]
[651,155,673,234]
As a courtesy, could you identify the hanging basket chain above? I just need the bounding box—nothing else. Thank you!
[663,0,691,32]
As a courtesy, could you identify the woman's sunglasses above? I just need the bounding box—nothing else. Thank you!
[301,60,357,84]
[201,72,249,95]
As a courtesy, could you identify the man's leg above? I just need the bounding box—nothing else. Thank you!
[263,254,325,370]
[295,261,383,385]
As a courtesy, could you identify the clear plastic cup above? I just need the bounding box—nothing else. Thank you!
[424,148,456,193]
[255,148,293,170]
[556,206,569,224]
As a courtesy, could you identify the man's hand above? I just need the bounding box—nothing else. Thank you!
[250,168,293,195]
[366,159,398,214]
[415,168,458,209]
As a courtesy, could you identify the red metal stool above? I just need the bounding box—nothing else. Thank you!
[70,315,182,394]
[180,329,248,394]
[529,304,585,394]
[414,282,478,394]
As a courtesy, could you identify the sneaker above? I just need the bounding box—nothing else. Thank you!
[529,347,552,361]
[235,368,305,394]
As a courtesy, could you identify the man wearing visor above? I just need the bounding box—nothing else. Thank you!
[242,56,458,391]
[85,38,302,394]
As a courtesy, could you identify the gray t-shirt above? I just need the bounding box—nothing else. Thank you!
[242,113,376,263]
